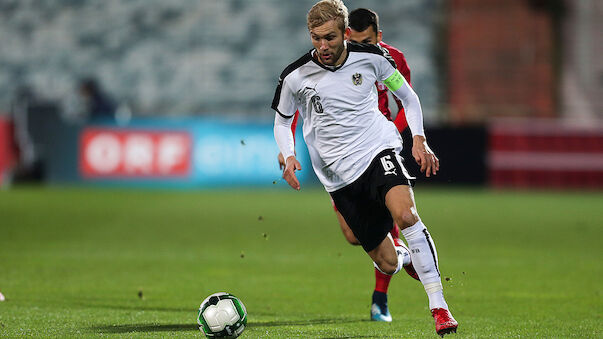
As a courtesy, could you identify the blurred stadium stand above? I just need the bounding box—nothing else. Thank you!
[0,0,601,189]
[0,0,441,120]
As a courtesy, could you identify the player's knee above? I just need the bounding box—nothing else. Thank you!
[374,255,398,275]
[375,260,397,275]
[382,265,397,275]
[391,207,419,229]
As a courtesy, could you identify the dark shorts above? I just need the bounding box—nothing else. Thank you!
[330,148,414,252]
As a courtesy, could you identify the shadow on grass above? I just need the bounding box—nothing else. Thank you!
[98,304,193,313]
[93,323,197,333]
[74,301,193,313]
[92,318,370,334]
[250,318,369,328]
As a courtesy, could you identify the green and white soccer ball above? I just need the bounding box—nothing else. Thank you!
[197,292,247,338]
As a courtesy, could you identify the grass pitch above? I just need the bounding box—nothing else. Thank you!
[0,186,601,338]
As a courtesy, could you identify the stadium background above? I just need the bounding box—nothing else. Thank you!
[0,0,599,189]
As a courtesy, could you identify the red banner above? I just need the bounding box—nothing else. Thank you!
[0,118,17,184]
[488,121,603,188]
[80,128,191,178]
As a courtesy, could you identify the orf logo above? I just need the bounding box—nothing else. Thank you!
[352,73,363,86]
[80,128,191,178]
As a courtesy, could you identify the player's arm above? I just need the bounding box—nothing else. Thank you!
[383,69,439,177]
[277,111,299,169]
[272,74,302,190]
[391,50,411,133]
[274,113,301,190]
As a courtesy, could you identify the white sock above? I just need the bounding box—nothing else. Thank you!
[388,233,412,270]
[372,234,411,275]
[424,282,448,310]
[398,246,412,266]
[401,220,448,310]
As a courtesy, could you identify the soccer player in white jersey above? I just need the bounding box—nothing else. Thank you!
[272,0,458,336]
[277,7,419,324]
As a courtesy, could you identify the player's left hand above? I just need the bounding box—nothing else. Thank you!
[277,152,286,170]
[412,135,439,177]
[283,156,302,190]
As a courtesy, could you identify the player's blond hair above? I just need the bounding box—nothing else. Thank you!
[307,0,348,33]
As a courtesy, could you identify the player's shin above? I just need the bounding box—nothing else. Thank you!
[401,220,448,310]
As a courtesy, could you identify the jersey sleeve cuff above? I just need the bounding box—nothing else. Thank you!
[272,107,295,119]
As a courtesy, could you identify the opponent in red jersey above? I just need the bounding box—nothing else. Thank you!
[347,7,419,324]
[277,7,419,323]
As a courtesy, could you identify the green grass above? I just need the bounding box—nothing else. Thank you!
[0,186,601,338]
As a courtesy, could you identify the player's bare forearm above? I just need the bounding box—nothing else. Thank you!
[277,152,286,170]
[412,135,439,177]
[283,156,302,190]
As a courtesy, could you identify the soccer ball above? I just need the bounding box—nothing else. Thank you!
[197,292,247,338]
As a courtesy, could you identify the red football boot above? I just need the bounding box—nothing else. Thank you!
[393,238,420,281]
[431,308,458,337]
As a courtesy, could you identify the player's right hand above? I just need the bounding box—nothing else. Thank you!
[277,152,286,170]
[283,156,302,190]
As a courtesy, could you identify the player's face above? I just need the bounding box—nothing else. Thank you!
[310,20,348,66]
[348,26,382,45]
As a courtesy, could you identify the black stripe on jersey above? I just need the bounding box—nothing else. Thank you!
[347,42,397,69]
[271,80,294,118]
[275,108,293,119]
[271,53,313,115]
[309,48,351,72]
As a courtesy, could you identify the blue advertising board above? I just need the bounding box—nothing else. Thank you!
[70,117,314,188]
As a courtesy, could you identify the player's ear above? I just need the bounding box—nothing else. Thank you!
[377,30,383,43]
[344,27,351,40]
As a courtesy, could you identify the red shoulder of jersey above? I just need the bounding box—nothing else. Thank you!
[379,41,411,85]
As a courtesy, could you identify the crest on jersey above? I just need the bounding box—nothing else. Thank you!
[352,73,363,86]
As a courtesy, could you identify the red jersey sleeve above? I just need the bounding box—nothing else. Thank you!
[379,41,411,133]
[290,110,299,142]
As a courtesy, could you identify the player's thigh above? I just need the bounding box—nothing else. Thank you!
[384,185,419,228]
[336,210,360,245]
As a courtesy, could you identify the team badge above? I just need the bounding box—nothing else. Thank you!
[352,73,363,86]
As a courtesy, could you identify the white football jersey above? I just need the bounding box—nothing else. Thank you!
[272,42,404,192]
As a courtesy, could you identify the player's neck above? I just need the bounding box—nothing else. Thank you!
[333,47,348,67]
[314,44,348,69]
